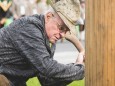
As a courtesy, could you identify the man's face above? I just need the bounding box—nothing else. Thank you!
[45,12,69,44]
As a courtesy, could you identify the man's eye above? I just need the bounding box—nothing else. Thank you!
[58,25,62,30]
[60,27,64,30]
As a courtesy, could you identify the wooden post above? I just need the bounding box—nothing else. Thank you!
[85,0,115,86]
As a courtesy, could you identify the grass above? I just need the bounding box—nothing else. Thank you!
[26,77,84,86]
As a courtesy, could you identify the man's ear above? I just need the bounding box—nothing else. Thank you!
[45,12,54,23]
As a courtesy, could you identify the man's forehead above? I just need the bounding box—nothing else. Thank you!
[55,14,65,24]
[53,13,69,31]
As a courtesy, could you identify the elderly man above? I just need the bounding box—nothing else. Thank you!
[0,0,85,86]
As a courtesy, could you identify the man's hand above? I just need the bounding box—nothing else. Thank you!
[65,31,73,40]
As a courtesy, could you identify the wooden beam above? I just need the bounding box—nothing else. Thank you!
[85,0,115,86]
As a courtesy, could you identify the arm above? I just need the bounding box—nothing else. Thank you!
[65,31,85,54]
[65,31,85,64]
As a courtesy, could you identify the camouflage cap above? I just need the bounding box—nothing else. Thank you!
[50,0,81,35]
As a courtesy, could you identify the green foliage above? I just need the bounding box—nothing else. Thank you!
[26,77,84,86]
[0,0,12,2]
[26,77,40,86]
[68,80,84,86]
[46,0,50,5]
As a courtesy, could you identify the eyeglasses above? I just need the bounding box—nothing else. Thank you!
[53,18,69,33]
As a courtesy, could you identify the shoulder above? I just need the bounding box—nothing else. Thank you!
[7,14,45,32]
[11,15,43,27]
[4,15,45,39]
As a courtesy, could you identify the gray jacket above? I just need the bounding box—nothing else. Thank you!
[0,14,84,86]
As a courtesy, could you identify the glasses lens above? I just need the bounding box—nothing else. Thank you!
[58,25,65,32]
[53,18,68,32]
[60,25,69,32]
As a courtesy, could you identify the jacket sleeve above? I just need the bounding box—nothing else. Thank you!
[8,23,84,81]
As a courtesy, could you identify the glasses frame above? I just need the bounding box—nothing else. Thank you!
[52,17,69,33]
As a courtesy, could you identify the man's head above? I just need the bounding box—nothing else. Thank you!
[49,0,81,34]
[45,11,69,44]
[44,0,81,44]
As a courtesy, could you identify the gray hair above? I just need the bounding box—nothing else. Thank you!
[43,6,56,15]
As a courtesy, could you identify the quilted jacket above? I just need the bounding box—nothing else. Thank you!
[0,14,84,86]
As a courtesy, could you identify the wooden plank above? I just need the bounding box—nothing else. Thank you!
[86,0,115,86]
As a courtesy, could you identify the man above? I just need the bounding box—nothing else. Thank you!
[0,0,85,86]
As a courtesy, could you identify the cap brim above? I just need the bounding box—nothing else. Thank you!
[57,12,77,35]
